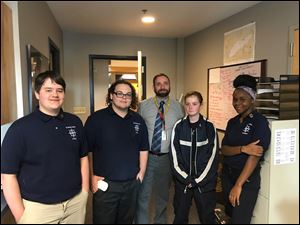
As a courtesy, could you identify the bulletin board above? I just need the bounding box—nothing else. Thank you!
[208,60,266,131]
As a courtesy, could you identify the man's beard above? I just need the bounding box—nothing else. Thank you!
[155,89,170,98]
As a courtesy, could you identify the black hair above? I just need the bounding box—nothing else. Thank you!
[233,74,257,91]
[152,73,170,85]
[34,71,66,93]
[106,79,138,109]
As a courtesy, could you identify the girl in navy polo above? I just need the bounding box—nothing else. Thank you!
[221,74,271,224]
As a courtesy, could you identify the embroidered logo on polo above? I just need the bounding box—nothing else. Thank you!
[133,122,141,134]
[242,123,253,135]
[66,126,77,140]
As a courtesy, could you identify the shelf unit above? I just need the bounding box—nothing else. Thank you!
[255,75,299,120]
[279,75,299,120]
[255,79,280,120]
[251,119,299,224]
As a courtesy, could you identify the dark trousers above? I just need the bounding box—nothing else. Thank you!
[93,179,140,224]
[221,166,260,224]
[173,181,217,224]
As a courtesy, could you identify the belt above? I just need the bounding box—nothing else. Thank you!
[149,151,168,156]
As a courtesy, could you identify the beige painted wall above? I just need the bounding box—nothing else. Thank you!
[18,1,63,115]
[184,1,298,141]
[63,32,178,122]
[13,1,299,126]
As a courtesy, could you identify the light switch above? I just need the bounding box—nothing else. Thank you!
[73,106,86,114]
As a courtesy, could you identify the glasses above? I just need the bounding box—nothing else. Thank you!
[113,91,132,99]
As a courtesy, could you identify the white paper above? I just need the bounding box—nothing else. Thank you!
[274,128,296,165]
[162,130,167,141]
[98,180,108,191]
[209,68,220,83]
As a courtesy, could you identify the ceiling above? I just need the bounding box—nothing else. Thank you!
[46,1,260,38]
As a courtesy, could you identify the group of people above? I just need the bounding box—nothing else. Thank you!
[1,71,270,224]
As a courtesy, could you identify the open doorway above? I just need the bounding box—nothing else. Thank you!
[89,55,146,113]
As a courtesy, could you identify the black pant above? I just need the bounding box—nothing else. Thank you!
[173,181,217,224]
[221,166,260,224]
[93,179,140,224]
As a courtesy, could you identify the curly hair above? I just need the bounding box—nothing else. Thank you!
[105,79,138,110]
[233,74,257,91]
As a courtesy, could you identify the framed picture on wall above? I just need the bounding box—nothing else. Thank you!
[26,45,50,113]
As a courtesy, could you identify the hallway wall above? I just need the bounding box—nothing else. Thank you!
[63,32,179,122]
[18,1,63,115]
[184,1,299,118]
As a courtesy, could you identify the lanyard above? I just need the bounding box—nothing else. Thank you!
[154,97,170,115]
[154,97,170,129]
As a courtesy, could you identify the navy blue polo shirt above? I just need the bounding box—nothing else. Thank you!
[1,108,88,204]
[85,105,149,181]
[222,110,271,170]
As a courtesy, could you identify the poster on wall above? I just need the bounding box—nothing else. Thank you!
[223,22,256,65]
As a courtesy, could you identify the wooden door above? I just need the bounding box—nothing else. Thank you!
[292,28,299,75]
[1,2,17,125]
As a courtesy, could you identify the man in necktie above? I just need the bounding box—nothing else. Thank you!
[135,73,184,224]
[151,101,165,153]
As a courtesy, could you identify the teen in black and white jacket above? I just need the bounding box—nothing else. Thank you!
[170,91,219,224]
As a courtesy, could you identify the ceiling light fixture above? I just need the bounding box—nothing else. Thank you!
[141,9,155,24]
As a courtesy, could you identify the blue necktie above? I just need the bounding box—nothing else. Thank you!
[151,101,165,153]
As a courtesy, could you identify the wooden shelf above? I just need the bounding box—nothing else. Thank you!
[257,88,279,94]
[256,75,299,120]
[256,79,280,119]
[256,106,279,111]
[279,75,299,120]
[256,99,279,102]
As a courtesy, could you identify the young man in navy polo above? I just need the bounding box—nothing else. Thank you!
[1,71,89,224]
[85,79,149,224]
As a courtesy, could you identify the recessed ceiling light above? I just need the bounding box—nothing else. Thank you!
[141,9,155,24]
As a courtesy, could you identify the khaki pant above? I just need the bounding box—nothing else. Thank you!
[18,190,88,224]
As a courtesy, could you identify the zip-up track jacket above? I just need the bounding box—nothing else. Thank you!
[170,115,219,192]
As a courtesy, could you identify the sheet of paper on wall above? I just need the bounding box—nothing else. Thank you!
[274,128,296,165]
[209,68,220,83]
[223,22,255,65]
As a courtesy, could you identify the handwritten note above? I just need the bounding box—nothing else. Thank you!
[208,61,265,130]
